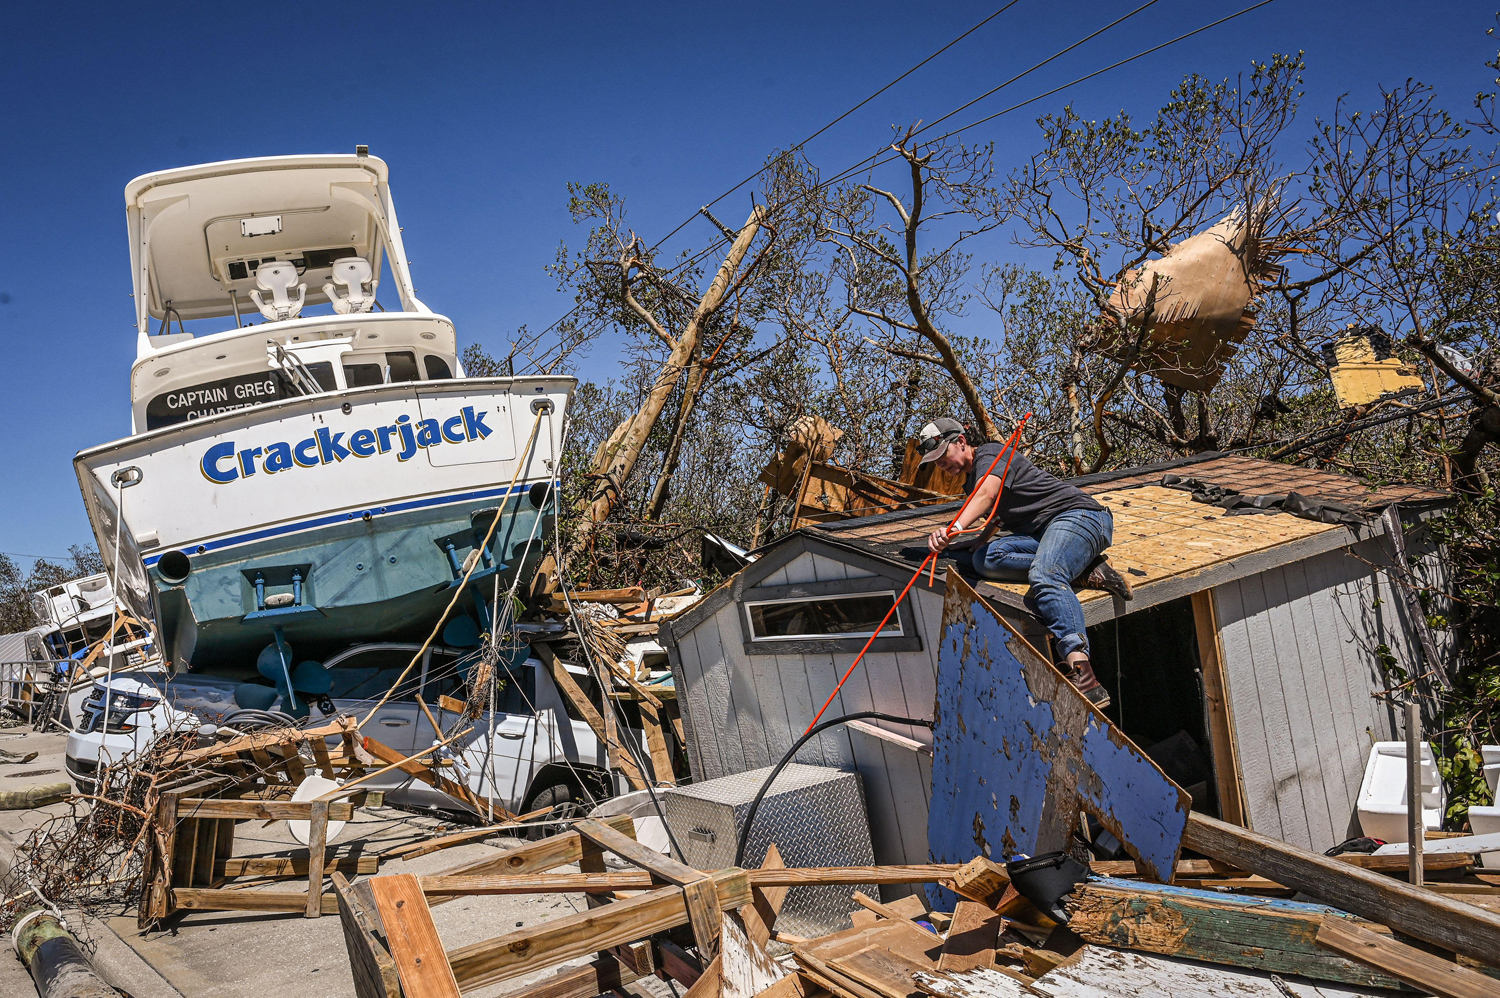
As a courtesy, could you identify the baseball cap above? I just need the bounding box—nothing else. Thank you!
[916,417,965,465]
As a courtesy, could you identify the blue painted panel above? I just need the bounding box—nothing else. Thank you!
[929,573,1190,884]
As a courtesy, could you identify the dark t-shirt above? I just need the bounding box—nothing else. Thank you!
[964,444,1105,537]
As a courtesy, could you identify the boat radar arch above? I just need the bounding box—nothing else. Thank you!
[125,153,428,357]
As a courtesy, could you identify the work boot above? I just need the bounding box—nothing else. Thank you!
[1063,656,1112,710]
[1080,555,1133,601]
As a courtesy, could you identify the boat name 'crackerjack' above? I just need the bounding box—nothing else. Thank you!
[199,406,492,484]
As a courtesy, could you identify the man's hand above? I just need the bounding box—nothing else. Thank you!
[927,526,952,554]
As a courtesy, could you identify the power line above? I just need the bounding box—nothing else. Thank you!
[523,0,1280,373]
[506,2,1027,364]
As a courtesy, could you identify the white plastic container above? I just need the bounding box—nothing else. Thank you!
[1355,741,1445,843]
[1466,745,1500,869]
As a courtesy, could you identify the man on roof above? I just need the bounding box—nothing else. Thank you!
[920,417,1132,709]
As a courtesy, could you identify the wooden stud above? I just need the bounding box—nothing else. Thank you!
[536,645,647,790]
[1317,915,1496,998]
[949,856,1009,905]
[1185,811,1500,970]
[171,889,339,913]
[332,872,401,998]
[219,854,378,877]
[937,901,1003,972]
[684,955,722,998]
[639,696,677,785]
[445,870,750,993]
[369,873,461,998]
[176,799,354,820]
[305,800,329,918]
[1191,589,1246,827]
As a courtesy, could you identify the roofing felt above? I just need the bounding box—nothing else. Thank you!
[801,454,1449,619]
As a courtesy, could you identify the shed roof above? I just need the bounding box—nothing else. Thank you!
[801,453,1448,624]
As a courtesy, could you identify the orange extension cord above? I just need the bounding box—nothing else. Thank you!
[804,413,1031,733]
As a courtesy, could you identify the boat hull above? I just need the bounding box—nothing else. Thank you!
[74,376,573,676]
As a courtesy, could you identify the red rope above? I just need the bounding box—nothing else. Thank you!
[804,414,1031,733]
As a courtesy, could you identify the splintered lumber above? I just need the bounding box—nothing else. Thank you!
[949,856,1008,904]
[938,901,1004,973]
[369,873,459,998]
[1315,915,1496,998]
[535,644,647,790]
[333,873,401,998]
[1184,811,1500,967]
[421,865,963,896]
[742,842,788,950]
[793,917,946,998]
[721,912,786,998]
[1063,878,1402,989]
[167,718,355,764]
[851,892,939,937]
[576,817,722,956]
[444,868,751,992]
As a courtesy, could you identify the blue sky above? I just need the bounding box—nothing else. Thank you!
[1,0,1496,566]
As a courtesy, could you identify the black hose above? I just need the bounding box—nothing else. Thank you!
[732,712,934,869]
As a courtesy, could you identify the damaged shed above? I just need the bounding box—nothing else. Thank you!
[662,454,1452,867]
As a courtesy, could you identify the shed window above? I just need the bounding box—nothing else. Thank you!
[745,592,899,641]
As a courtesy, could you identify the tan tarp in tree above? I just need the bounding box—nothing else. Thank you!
[1103,207,1279,392]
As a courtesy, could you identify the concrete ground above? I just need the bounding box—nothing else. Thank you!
[0,725,678,998]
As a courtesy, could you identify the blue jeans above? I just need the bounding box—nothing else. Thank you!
[970,508,1114,659]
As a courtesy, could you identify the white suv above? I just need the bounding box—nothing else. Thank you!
[63,645,653,818]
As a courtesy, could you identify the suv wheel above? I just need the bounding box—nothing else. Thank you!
[521,778,586,840]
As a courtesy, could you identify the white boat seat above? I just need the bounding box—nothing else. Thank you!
[249,261,306,322]
[322,256,378,314]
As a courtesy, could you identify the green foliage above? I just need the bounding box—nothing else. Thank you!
[1433,737,1494,826]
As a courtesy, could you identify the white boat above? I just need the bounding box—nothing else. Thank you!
[74,152,573,678]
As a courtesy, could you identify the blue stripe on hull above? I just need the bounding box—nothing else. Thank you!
[142,480,543,566]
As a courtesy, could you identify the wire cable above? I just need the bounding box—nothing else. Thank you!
[505,2,1028,364]
[522,0,1273,375]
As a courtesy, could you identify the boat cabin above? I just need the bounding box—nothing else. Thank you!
[124,152,461,434]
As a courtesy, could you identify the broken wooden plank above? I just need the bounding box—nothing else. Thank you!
[536,644,647,790]
[721,913,785,998]
[171,888,338,914]
[219,854,378,877]
[938,901,1004,973]
[427,812,635,883]
[742,843,788,951]
[1316,915,1495,998]
[445,869,751,992]
[333,872,401,998]
[421,864,958,896]
[305,800,328,918]
[1184,811,1500,969]
[931,573,1189,885]
[639,696,677,785]
[851,891,938,937]
[949,856,1008,905]
[369,873,460,998]
[175,799,354,821]
[1063,878,1402,989]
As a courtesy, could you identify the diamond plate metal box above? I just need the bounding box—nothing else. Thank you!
[661,763,875,937]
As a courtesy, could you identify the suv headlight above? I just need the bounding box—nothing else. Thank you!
[79,686,161,734]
